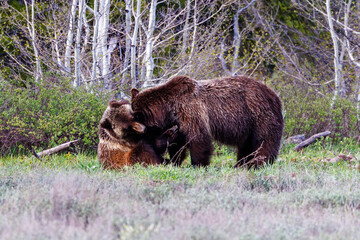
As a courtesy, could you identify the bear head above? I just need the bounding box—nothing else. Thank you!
[99,99,146,149]
[131,76,198,129]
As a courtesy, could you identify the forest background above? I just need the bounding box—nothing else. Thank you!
[1,0,360,154]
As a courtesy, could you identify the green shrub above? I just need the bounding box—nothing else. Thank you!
[0,77,107,155]
[276,84,359,141]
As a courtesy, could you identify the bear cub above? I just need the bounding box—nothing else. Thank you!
[98,99,177,169]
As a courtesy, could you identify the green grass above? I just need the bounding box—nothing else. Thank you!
[1,142,360,239]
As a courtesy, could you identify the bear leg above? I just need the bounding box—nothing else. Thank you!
[234,135,258,168]
[129,143,163,166]
[167,133,188,166]
[245,139,279,169]
[189,137,213,167]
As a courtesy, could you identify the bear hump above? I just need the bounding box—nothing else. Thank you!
[162,76,197,95]
[131,76,198,106]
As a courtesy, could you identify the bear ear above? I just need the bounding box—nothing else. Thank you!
[131,122,146,133]
[100,118,118,139]
[109,99,130,108]
[131,88,140,99]
[109,100,121,108]
[100,118,112,130]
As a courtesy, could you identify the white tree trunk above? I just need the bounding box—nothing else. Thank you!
[122,0,132,83]
[139,26,145,82]
[99,0,111,80]
[190,0,197,57]
[326,0,345,106]
[64,0,78,71]
[106,36,118,89]
[181,0,191,54]
[219,39,231,75]
[54,31,62,67]
[344,0,360,68]
[25,0,42,81]
[81,5,90,54]
[31,0,42,81]
[131,0,141,87]
[232,9,240,74]
[343,0,360,122]
[143,0,158,87]
[91,0,100,84]
[74,0,84,87]
[356,73,360,124]
[232,0,256,75]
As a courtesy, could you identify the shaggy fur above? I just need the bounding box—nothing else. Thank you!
[98,100,177,169]
[131,75,284,168]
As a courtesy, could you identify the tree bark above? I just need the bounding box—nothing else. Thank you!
[232,0,257,75]
[25,0,42,81]
[122,0,132,84]
[232,8,240,74]
[143,0,158,87]
[81,4,90,54]
[131,0,141,87]
[91,0,100,84]
[190,0,197,57]
[326,0,345,107]
[357,73,360,126]
[64,0,79,72]
[219,39,231,75]
[99,0,111,81]
[74,0,84,87]
[344,0,360,68]
[181,0,191,55]
[54,30,62,67]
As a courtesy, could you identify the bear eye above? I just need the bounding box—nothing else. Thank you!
[100,118,112,130]
[134,111,144,123]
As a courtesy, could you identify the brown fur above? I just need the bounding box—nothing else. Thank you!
[131,75,284,168]
[98,100,177,169]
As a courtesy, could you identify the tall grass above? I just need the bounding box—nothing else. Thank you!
[1,143,360,239]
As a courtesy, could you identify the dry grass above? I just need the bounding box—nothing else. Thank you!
[1,143,360,239]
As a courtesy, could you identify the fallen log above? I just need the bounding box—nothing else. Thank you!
[294,131,331,151]
[283,134,306,145]
[33,140,80,159]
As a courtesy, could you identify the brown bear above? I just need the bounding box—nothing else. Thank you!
[98,99,177,169]
[131,75,284,168]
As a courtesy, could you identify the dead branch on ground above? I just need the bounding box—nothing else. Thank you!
[294,131,331,151]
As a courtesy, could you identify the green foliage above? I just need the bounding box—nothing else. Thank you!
[272,82,359,141]
[264,0,315,35]
[0,75,107,155]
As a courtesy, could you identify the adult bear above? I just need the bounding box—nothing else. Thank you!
[98,99,177,169]
[131,75,283,168]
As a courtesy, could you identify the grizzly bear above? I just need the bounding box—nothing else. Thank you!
[131,75,283,168]
[98,99,177,169]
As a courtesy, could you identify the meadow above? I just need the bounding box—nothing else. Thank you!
[1,140,360,240]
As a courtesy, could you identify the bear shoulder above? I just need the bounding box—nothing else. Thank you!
[165,76,197,95]
[131,76,198,103]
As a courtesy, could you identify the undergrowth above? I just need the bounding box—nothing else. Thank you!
[0,76,107,155]
[1,140,359,182]
[1,142,360,239]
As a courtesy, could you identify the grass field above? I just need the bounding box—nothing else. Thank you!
[1,140,360,240]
